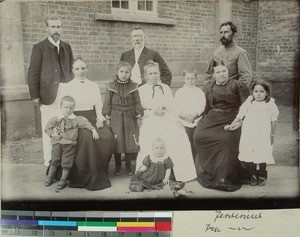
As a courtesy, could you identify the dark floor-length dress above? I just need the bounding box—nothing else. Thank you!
[193,79,249,191]
[102,79,143,154]
[68,110,116,191]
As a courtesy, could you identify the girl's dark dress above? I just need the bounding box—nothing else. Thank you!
[102,79,143,153]
[130,155,174,190]
[193,79,249,191]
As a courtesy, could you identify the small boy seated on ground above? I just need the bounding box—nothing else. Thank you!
[44,96,99,191]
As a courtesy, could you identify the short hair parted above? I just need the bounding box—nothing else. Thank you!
[45,15,63,27]
[183,67,198,77]
[144,60,160,74]
[252,80,271,103]
[117,61,133,72]
[60,95,76,106]
[220,21,237,34]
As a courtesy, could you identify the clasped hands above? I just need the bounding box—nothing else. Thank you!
[224,121,243,131]
[154,108,166,117]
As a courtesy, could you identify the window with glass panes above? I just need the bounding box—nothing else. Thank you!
[111,0,157,15]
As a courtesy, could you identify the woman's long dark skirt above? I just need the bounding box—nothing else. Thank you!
[68,110,116,191]
[193,110,242,191]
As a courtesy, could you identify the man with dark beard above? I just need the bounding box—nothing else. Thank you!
[204,21,252,88]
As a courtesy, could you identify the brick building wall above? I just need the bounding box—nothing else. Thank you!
[256,0,299,105]
[232,0,259,71]
[1,0,299,141]
[21,0,218,86]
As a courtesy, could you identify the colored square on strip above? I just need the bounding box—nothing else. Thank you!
[154,212,172,218]
[117,222,155,227]
[78,226,117,232]
[156,222,172,231]
[78,221,116,227]
[118,227,156,232]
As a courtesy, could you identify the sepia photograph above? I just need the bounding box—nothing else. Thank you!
[0,0,299,211]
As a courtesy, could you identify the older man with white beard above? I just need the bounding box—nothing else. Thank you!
[120,28,172,86]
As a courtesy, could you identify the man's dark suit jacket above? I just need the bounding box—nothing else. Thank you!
[120,47,172,86]
[27,38,74,105]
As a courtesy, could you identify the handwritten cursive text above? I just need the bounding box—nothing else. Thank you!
[214,210,262,223]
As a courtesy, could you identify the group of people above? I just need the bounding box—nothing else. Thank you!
[27,16,279,194]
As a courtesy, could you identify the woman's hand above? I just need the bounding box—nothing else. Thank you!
[185,114,197,123]
[91,129,99,140]
[32,98,41,107]
[137,117,143,128]
[96,119,104,128]
[224,124,231,131]
[154,109,165,117]
[105,118,111,127]
[227,121,243,131]
[270,134,275,145]
[162,179,169,185]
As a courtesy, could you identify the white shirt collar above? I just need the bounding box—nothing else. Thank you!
[183,84,196,89]
[57,111,76,120]
[73,77,89,84]
[48,36,60,53]
[134,46,144,59]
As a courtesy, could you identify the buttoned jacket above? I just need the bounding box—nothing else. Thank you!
[120,47,172,86]
[27,38,74,105]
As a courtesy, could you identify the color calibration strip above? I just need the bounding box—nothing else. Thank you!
[1,210,172,236]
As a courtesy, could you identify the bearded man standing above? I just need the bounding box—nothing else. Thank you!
[204,21,252,88]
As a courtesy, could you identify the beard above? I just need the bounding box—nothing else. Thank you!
[51,33,61,42]
[220,37,232,46]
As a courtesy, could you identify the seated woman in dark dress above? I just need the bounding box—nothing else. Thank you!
[56,58,115,191]
[193,60,249,191]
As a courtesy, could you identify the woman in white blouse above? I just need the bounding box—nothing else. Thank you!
[136,61,197,182]
[56,58,115,191]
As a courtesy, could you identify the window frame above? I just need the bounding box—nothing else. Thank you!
[111,0,158,16]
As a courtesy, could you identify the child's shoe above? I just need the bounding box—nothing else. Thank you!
[169,181,185,191]
[250,174,258,186]
[44,177,53,186]
[115,167,122,176]
[126,166,133,176]
[56,180,67,191]
[258,177,266,186]
[258,170,267,186]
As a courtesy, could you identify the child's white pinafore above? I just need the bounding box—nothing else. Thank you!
[237,96,279,164]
